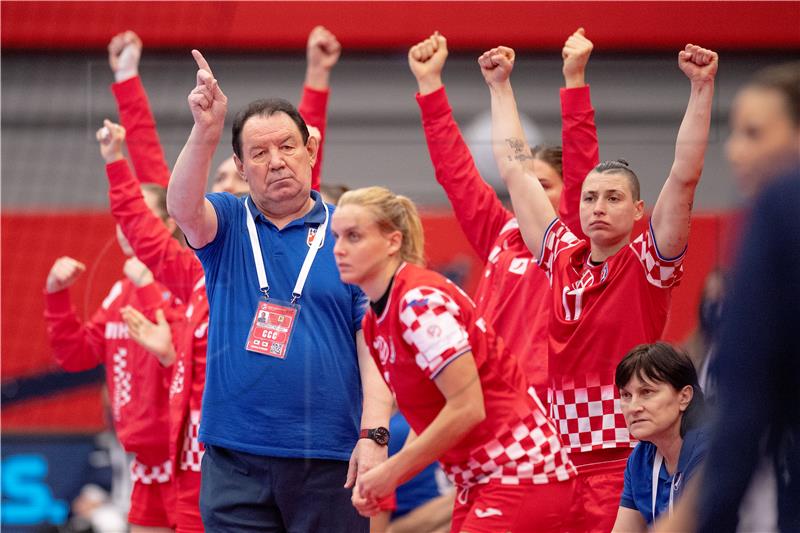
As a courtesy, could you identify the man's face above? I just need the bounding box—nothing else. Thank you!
[726,87,800,199]
[233,112,317,213]
[211,156,249,196]
[579,171,643,248]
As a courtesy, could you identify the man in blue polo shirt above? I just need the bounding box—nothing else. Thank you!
[167,50,393,532]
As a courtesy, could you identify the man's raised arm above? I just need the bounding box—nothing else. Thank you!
[482,47,556,257]
[166,50,226,249]
[651,44,718,259]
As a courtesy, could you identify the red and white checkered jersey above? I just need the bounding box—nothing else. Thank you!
[417,86,599,404]
[179,409,203,472]
[44,279,177,466]
[363,263,575,488]
[538,219,685,453]
[131,457,172,485]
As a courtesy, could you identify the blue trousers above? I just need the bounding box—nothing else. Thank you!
[199,444,368,532]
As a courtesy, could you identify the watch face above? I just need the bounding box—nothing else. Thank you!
[371,427,390,445]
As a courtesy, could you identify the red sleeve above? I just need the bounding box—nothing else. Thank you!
[111,76,170,187]
[559,85,600,241]
[107,159,203,302]
[298,85,329,192]
[44,288,108,372]
[417,86,512,261]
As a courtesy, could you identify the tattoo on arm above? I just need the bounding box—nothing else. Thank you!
[505,138,534,163]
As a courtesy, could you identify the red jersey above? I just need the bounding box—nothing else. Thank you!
[539,219,685,453]
[44,280,176,466]
[417,86,598,400]
[362,263,575,489]
[107,159,208,473]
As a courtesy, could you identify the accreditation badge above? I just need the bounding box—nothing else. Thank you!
[244,299,300,359]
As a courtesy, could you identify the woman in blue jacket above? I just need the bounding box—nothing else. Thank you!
[611,342,708,531]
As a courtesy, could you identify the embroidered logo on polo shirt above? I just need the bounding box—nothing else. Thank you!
[306,226,325,247]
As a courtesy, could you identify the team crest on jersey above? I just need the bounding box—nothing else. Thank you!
[373,335,396,366]
[306,226,325,247]
[407,298,429,309]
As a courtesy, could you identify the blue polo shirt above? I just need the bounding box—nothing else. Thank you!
[195,190,367,460]
[620,428,709,524]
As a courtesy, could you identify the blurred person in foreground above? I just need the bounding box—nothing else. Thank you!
[655,61,799,533]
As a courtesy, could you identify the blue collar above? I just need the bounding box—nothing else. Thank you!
[676,427,705,474]
[246,190,327,226]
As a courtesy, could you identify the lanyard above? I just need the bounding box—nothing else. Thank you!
[651,451,679,522]
[244,196,329,303]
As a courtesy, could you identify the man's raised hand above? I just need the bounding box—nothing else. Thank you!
[188,50,228,133]
[46,257,86,294]
[478,46,515,87]
[408,31,448,95]
[108,31,142,82]
[96,119,126,164]
[562,28,594,88]
[678,44,718,84]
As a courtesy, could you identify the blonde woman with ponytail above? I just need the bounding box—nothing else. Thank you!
[332,187,576,533]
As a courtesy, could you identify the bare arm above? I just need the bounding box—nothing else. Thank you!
[166,50,226,248]
[355,352,485,506]
[651,44,718,259]
[611,507,647,533]
[345,331,395,488]
[482,47,556,257]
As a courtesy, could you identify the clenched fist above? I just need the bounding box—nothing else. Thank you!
[678,44,718,84]
[46,257,86,294]
[562,28,593,88]
[408,31,448,95]
[478,46,515,87]
[108,30,142,82]
[96,119,126,164]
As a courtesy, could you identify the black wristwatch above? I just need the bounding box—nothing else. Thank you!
[359,426,390,446]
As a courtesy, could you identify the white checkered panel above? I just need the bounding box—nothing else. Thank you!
[399,287,471,379]
[549,374,635,453]
[131,457,172,484]
[443,409,576,488]
[112,347,131,422]
[179,409,204,472]
[630,225,685,289]
[538,219,581,283]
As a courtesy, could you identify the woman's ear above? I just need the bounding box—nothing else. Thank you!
[386,230,403,257]
[678,385,694,412]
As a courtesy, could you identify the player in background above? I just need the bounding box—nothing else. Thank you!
[485,43,718,531]
[408,28,598,402]
[333,186,576,533]
[44,220,180,532]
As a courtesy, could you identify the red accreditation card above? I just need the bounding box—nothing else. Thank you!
[244,299,300,359]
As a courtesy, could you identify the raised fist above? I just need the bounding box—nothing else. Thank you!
[408,31,448,92]
[96,119,126,164]
[46,256,86,294]
[123,257,154,288]
[678,44,718,83]
[108,30,142,82]
[562,28,593,87]
[307,26,341,71]
[478,46,515,86]
[188,50,228,132]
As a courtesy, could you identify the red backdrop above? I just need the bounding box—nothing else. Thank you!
[3,1,799,51]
